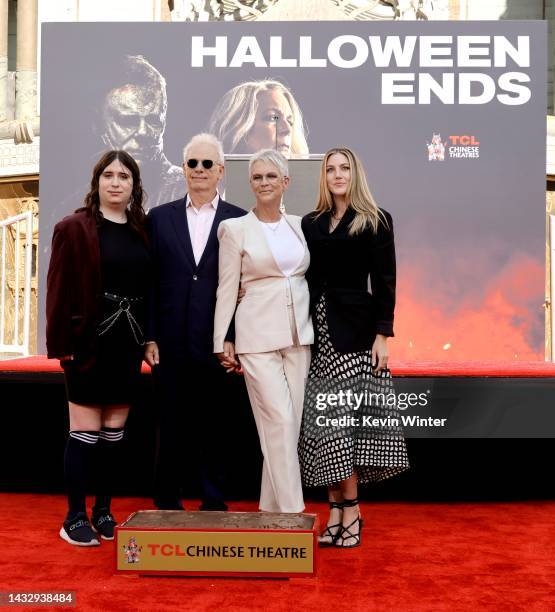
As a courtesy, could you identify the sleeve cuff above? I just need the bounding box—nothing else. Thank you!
[375,321,394,337]
[214,336,224,353]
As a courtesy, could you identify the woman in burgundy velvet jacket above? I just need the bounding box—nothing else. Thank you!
[46,150,150,547]
[46,210,102,363]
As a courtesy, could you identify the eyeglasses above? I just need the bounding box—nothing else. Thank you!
[186,159,217,169]
[250,173,282,184]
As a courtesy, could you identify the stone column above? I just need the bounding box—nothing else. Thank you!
[15,0,37,120]
[0,0,8,122]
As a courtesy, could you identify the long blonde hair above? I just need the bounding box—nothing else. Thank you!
[315,147,387,235]
[207,79,309,156]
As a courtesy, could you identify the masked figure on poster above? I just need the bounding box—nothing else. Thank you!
[95,55,184,209]
[46,54,183,240]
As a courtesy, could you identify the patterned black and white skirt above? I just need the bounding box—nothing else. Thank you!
[298,296,409,487]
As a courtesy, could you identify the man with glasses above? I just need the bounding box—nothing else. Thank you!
[145,133,246,510]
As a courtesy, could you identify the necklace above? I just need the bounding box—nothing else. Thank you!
[254,207,282,231]
[330,207,346,231]
[330,210,344,231]
[262,218,282,233]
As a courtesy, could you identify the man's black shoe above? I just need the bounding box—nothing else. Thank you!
[154,500,185,511]
[199,500,228,511]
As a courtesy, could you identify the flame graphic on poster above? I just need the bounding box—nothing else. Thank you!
[391,253,544,361]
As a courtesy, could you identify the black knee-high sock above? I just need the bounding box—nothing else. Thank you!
[64,431,99,520]
[93,427,125,514]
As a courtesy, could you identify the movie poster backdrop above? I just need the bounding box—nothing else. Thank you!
[39,21,547,363]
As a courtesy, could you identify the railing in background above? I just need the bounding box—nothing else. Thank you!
[0,212,33,356]
[551,214,555,361]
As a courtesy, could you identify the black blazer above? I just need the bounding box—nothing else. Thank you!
[301,208,396,353]
[147,196,246,362]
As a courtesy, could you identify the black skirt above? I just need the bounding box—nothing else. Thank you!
[63,296,145,405]
[298,296,409,487]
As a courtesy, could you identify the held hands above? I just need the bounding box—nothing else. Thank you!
[144,341,160,367]
[144,339,240,373]
[371,334,389,374]
[218,287,243,373]
[216,341,242,374]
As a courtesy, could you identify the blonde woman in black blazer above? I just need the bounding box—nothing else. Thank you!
[299,147,409,548]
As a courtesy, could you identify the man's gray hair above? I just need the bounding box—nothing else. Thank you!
[248,149,289,178]
[183,133,225,165]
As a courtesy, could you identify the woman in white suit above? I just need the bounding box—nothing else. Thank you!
[214,149,313,513]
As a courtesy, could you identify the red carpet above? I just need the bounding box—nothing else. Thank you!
[3,356,555,377]
[2,494,555,610]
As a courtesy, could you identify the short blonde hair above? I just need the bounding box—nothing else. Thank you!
[248,149,289,178]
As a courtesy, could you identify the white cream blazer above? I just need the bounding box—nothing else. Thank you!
[213,211,314,354]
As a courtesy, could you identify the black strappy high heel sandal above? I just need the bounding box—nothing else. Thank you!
[334,498,363,549]
[318,501,344,547]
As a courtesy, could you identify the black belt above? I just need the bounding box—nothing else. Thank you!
[98,292,145,345]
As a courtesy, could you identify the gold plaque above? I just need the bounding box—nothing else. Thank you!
[116,511,318,577]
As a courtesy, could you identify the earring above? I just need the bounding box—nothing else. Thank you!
[279,199,286,214]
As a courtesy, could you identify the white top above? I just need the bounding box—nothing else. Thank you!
[258,217,305,277]
[186,192,219,265]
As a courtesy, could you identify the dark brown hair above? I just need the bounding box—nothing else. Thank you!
[77,150,147,242]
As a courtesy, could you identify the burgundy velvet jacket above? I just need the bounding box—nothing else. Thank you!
[46,210,102,360]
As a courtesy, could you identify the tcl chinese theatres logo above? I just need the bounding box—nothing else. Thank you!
[427,133,480,160]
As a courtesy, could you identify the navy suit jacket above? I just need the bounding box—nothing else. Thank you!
[147,196,246,362]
